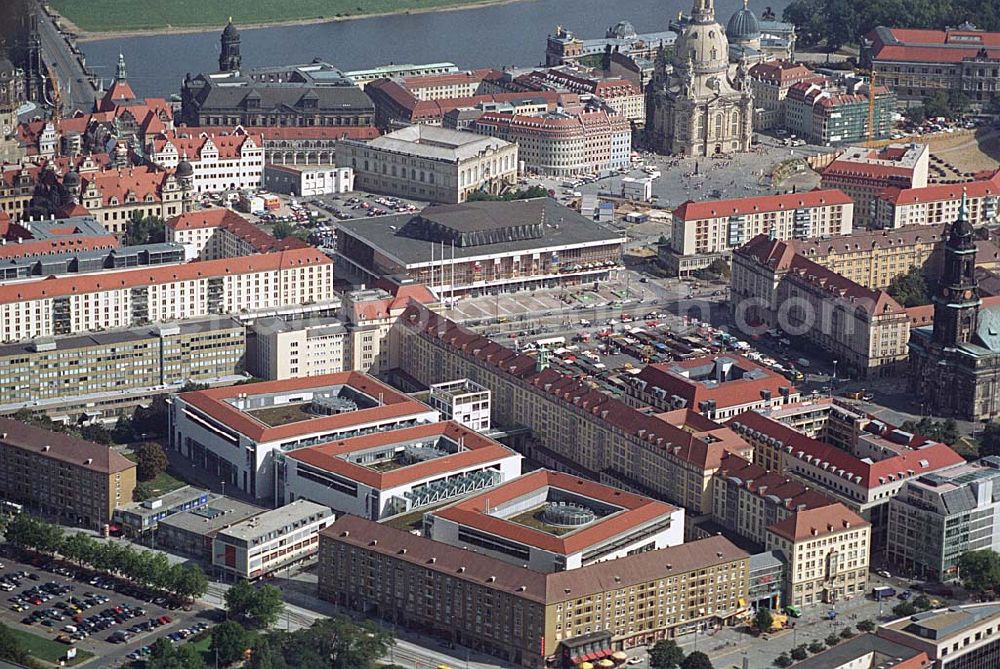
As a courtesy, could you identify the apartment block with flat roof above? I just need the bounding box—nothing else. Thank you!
[212,499,332,579]
[887,458,1000,582]
[428,378,491,431]
[0,418,136,529]
[878,603,1000,669]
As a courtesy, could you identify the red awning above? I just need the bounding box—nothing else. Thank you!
[584,653,598,661]
[571,656,583,665]
[595,649,612,659]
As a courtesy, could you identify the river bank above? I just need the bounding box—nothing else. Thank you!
[51,0,534,41]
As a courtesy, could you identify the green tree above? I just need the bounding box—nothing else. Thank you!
[168,563,208,601]
[826,633,841,647]
[126,215,167,246]
[226,581,284,629]
[840,626,855,639]
[6,514,64,554]
[60,532,96,566]
[913,594,932,610]
[979,422,1000,457]
[824,0,859,50]
[649,639,685,669]
[857,619,876,632]
[0,623,31,665]
[134,482,156,502]
[808,640,826,654]
[112,416,135,444]
[272,220,295,239]
[132,396,170,437]
[957,549,1000,592]
[755,607,774,633]
[212,621,252,666]
[310,616,394,668]
[773,653,792,668]
[248,636,288,669]
[923,91,951,119]
[893,601,917,617]
[680,651,713,669]
[133,441,168,482]
[904,105,926,125]
[886,266,931,307]
[790,646,808,661]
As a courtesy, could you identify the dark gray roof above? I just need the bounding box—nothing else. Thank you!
[788,634,924,669]
[184,70,373,115]
[334,198,625,266]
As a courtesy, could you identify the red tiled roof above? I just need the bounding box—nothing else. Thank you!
[98,80,137,111]
[175,125,380,141]
[748,60,822,85]
[0,247,330,305]
[430,469,677,554]
[768,503,868,541]
[716,452,836,511]
[398,304,752,471]
[80,165,174,207]
[366,78,571,121]
[727,411,965,489]
[152,130,262,161]
[634,355,795,411]
[178,371,429,443]
[905,295,1000,326]
[0,234,119,260]
[879,170,1000,205]
[166,209,307,253]
[287,421,516,489]
[822,160,917,181]
[672,189,852,221]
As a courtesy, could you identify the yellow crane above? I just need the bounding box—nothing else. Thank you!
[866,66,877,147]
[45,62,62,121]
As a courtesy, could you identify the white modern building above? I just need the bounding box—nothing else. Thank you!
[169,372,439,502]
[250,316,347,380]
[212,499,333,579]
[424,469,685,573]
[427,379,491,431]
[263,164,355,196]
[281,421,521,519]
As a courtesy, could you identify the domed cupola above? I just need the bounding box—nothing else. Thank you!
[727,0,761,43]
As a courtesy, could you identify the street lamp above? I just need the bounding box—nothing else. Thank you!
[830,360,838,398]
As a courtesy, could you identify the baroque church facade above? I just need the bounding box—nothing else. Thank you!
[909,193,1000,421]
[646,0,754,156]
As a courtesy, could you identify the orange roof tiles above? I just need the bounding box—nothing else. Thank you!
[634,355,795,411]
[286,421,516,489]
[166,209,308,253]
[178,371,430,443]
[430,469,677,554]
[716,452,836,511]
[880,170,1000,205]
[672,189,852,220]
[768,503,868,542]
[0,417,136,474]
[0,246,330,305]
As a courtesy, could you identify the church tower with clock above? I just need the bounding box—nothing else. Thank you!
[909,189,1000,421]
[932,191,980,347]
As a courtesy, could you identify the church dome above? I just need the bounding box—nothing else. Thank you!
[176,160,194,178]
[675,20,731,74]
[726,3,761,42]
[222,19,239,38]
[607,21,638,39]
[63,171,81,187]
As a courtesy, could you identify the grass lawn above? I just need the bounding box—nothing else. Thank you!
[9,627,93,666]
[122,450,187,496]
[50,0,506,32]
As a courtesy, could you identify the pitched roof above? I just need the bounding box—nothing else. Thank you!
[80,166,174,207]
[178,371,430,443]
[98,80,137,112]
[748,60,822,85]
[672,189,852,220]
[397,304,751,471]
[0,418,135,474]
[286,421,517,489]
[152,130,263,161]
[322,515,747,604]
[0,247,330,305]
[166,209,307,253]
[727,410,965,489]
[768,503,868,541]
[879,170,1000,205]
[633,355,796,411]
[429,469,677,554]
[716,452,836,511]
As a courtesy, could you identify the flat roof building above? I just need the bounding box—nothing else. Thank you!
[335,198,625,295]
[878,603,1000,668]
[157,495,265,560]
[425,469,683,573]
[212,498,332,579]
[112,486,211,537]
[169,372,438,502]
[281,421,521,519]
[427,378,491,431]
[249,316,347,381]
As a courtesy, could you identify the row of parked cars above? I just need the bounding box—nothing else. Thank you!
[124,622,208,662]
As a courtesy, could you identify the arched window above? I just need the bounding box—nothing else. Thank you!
[731,112,740,137]
[715,114,723,138]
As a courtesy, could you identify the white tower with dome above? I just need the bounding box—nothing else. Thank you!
[646,0,754,156]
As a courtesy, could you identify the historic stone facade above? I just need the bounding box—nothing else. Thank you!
[909,193,1000,420]
[646,0,754,156]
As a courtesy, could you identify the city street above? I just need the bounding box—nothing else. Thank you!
[33,7,96,113]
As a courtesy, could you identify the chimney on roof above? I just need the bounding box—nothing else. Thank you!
[42,445,50,452]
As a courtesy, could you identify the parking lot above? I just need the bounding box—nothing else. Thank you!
[0,552,215,667]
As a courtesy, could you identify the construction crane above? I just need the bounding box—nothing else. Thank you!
[866,66,877,147]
